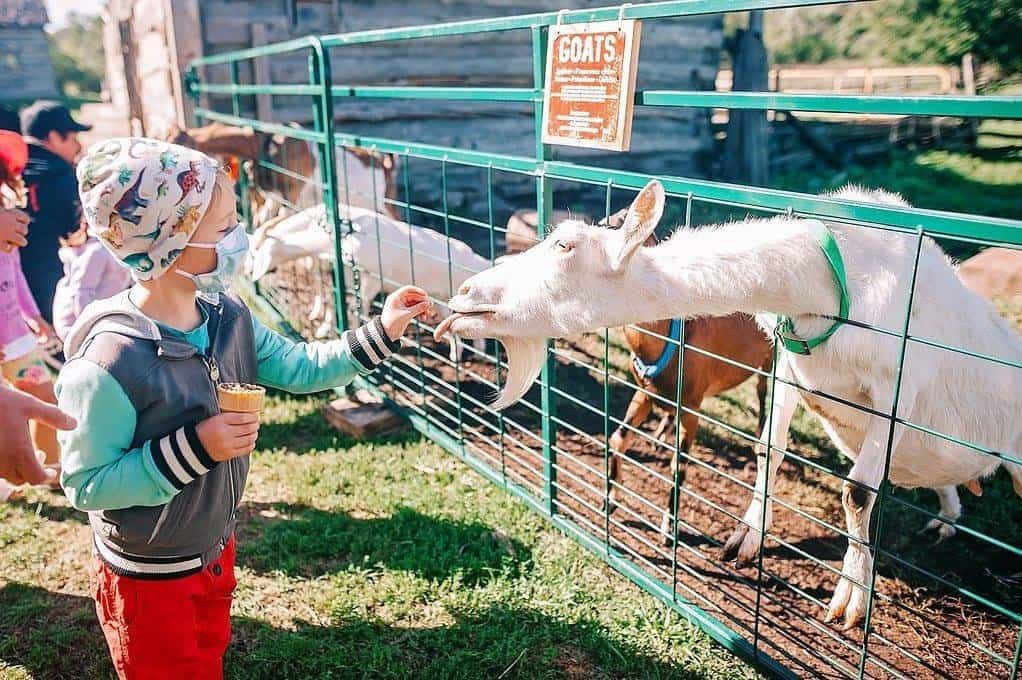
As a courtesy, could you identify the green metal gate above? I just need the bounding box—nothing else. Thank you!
[187,2,1022,677]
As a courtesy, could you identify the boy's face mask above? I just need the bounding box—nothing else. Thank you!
[175,223,249,301]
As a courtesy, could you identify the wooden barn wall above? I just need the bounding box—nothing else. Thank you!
[1,27,58,100]
[196,0,722,244]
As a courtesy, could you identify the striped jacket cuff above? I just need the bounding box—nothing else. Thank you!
[344,317,401,372]
[149,424,218,490]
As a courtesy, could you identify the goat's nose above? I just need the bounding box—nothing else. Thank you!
[458,283,472,297]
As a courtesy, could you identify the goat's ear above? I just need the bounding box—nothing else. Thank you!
[609,180,664,272]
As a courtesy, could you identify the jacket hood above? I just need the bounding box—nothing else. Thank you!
[24,143,73,180]
[63,290,162,359]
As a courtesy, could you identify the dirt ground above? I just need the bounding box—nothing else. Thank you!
[368,328,1021,680]
[258,260,1021,679]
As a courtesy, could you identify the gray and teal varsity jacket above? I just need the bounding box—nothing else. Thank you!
[55,290,398,578]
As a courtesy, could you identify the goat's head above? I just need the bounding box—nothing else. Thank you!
[435,180,665,409]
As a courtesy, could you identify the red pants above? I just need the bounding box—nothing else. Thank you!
[93,537,237,680]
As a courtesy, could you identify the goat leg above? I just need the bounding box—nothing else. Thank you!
[755,371,769,439]
[660,410,696,545]
[724,357,796,565]
[919,485,961,542]
[606,386,653,514]
[826,382,917,630]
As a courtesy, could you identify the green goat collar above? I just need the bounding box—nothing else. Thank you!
[774,220,849,356]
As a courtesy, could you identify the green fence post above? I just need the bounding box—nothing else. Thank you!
[532,24,558,517]
[602,180,614,556]
[670,192,693,599]
[308,40,349,335]
[856,226,927,678]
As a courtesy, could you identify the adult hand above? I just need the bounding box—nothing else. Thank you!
[26,315,55,344]
[0,207,29,252]
[0,383,76,485]
[381,285,433,341]
[196,412,261,462]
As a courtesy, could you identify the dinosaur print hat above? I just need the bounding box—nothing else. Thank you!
[78,137,220,280]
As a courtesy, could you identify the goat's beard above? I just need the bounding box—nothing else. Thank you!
[490,337,548,410]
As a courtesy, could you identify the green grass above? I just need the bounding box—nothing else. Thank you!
[773,120,1022,219]
[0,394,757,680]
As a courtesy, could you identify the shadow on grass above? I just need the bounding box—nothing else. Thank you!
[237,501,530,585]
[0,583,110,680]
[6,495,89,525]
[227,604,721,680]
[771,146,1022,260]
[0,583,727,680]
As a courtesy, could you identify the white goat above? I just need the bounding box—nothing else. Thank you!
[437,180,1022,630]
[248,204,489,360]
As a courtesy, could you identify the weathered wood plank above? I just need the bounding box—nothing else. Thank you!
[164,0,204,125]
[0,28,58,99]
[251,22,273,123]
[322,393,406,439]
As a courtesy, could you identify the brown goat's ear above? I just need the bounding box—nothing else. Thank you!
[609,180,664,272]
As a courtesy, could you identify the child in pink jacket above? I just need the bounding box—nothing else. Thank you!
[0,130,59,500]
[52,221,132,341]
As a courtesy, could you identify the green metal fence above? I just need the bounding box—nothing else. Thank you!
[188,2,1022,677]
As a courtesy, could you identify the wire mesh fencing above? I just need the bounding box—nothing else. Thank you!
[188,2,1022,677]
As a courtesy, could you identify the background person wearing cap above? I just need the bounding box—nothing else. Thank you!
[20,100,92,324]
[0,106,20,133]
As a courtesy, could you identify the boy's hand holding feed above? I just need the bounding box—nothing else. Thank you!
[381,285,433,341]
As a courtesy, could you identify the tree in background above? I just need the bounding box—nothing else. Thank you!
[765,0,1021,75]
[49,12,104,96]
[879,0,1022,75]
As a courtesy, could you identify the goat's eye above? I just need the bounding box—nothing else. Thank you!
[555,240,573,253]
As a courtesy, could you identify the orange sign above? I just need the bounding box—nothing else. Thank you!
[541,19,642,152]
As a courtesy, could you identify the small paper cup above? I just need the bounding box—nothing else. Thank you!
[216,383,266,414]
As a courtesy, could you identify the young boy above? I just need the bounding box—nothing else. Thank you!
[56,138,430,679]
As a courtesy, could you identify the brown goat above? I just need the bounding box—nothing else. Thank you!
[607,314,774,543]
[163,122,402,221]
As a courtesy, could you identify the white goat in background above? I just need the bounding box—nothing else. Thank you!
[436,180,1022,630]
[248,204,489,360]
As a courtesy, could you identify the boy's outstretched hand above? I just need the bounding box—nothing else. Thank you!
[381,285,433,341]
[196,412,261,461]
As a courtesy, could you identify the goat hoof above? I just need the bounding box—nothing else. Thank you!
[825,578,851,625]
[921,517,956,542]
[722,524,749,562]
[827,552,871,630]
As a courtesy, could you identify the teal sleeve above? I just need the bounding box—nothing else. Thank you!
[56,361,182,511]
[253,316,399,394]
